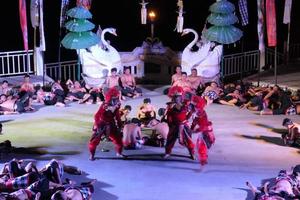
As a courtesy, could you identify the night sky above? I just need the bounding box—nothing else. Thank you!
[1,0,299,63]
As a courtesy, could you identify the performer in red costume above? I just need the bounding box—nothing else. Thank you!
[88,88,125,161]
[190,95,215,165]
[163,86,195,160]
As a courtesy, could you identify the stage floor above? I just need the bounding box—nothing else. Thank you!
[1,86,300,200]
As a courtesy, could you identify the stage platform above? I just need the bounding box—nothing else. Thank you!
[1,86,300,200]
[244,62,300,92]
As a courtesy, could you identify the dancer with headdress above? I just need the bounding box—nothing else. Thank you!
[190,95,215,165]
[163,86,195,160]
[88,88,125,161]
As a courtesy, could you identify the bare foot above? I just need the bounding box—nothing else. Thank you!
[89,155,95,161]
[116,153,127,159]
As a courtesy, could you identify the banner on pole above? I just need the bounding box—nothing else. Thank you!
[39,0,46,51]
[30,0,39,28]
[60,0,70,28]
[283,0,292,24]
[266,0,277,47]
[238,0,249,26]
[257,0,265,69]
[19,0,28,51]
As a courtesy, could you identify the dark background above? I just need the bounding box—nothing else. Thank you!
[0,0,299,63]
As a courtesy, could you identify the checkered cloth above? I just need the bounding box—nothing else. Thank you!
[6,172,39,190]
[79,186,93,200]
[238,0,249,26]
[202,90,218,101]
[65,186,93,200]
[286,105,296,115]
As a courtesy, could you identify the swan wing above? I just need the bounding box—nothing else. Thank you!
[196,45,223,78]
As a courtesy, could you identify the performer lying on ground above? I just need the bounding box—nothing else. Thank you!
[88,87,125,161]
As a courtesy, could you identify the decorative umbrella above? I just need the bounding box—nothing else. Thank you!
[65,19,95,32]
[209,0,235,14]
[66,6,92,19]
[207,13,238,26]
[61,31,100,49]
[204,25,243,45]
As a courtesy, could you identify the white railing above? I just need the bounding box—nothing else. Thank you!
[45,60,78,81]
[221,50,260,78]
[265,47,284,68]
[0,50,34,76]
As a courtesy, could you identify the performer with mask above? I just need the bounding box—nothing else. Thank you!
[163,86,195,160]
[88,88,125,161]
[190,95,215,165]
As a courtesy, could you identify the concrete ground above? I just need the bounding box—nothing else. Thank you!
[1,86,300,200]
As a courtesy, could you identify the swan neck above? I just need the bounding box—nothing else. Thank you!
[187,29,199,49]
[101,29,110,48]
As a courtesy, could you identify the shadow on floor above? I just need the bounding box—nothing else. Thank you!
[237,134,285,147]
[95,153,196,163]
[0,143,81,163]
[251,123,287,135]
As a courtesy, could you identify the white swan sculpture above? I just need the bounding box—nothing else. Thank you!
[181,28,223,80]
[181,28,211,74]
[79,28,121,83]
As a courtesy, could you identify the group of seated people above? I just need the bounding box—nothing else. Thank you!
[0,158,94,200]
[102,97,165,150]
[0,68,143,115]
[169,66,300,116]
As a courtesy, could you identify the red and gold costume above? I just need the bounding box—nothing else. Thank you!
[165,86,195,158]
[191,96,215,165]
[88,88,123,160]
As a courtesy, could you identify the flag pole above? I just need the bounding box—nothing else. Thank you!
[286,22,291,64]
[33,27,37,74]
[274,46,277,85]
[58,27,62,81]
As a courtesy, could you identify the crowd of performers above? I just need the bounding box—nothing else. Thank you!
[170,66,300,116]
[247,164,300,200]
[88,85,215,166]
[0,67,142,115]
[0,158,95,200]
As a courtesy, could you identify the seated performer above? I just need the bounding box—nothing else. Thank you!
[163,86,195,160]
[171,66,182,86]
[88,88,125,161]
[119,105,132,124]
[0,80,12,96]
[282,118,300,146]
[19,74,35,111]
[187,68,202,91]
[122,118,143,149]
[103,67,121,94]
[137,98,156,125]
[120,67,142,98]
[173,72,193,93]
